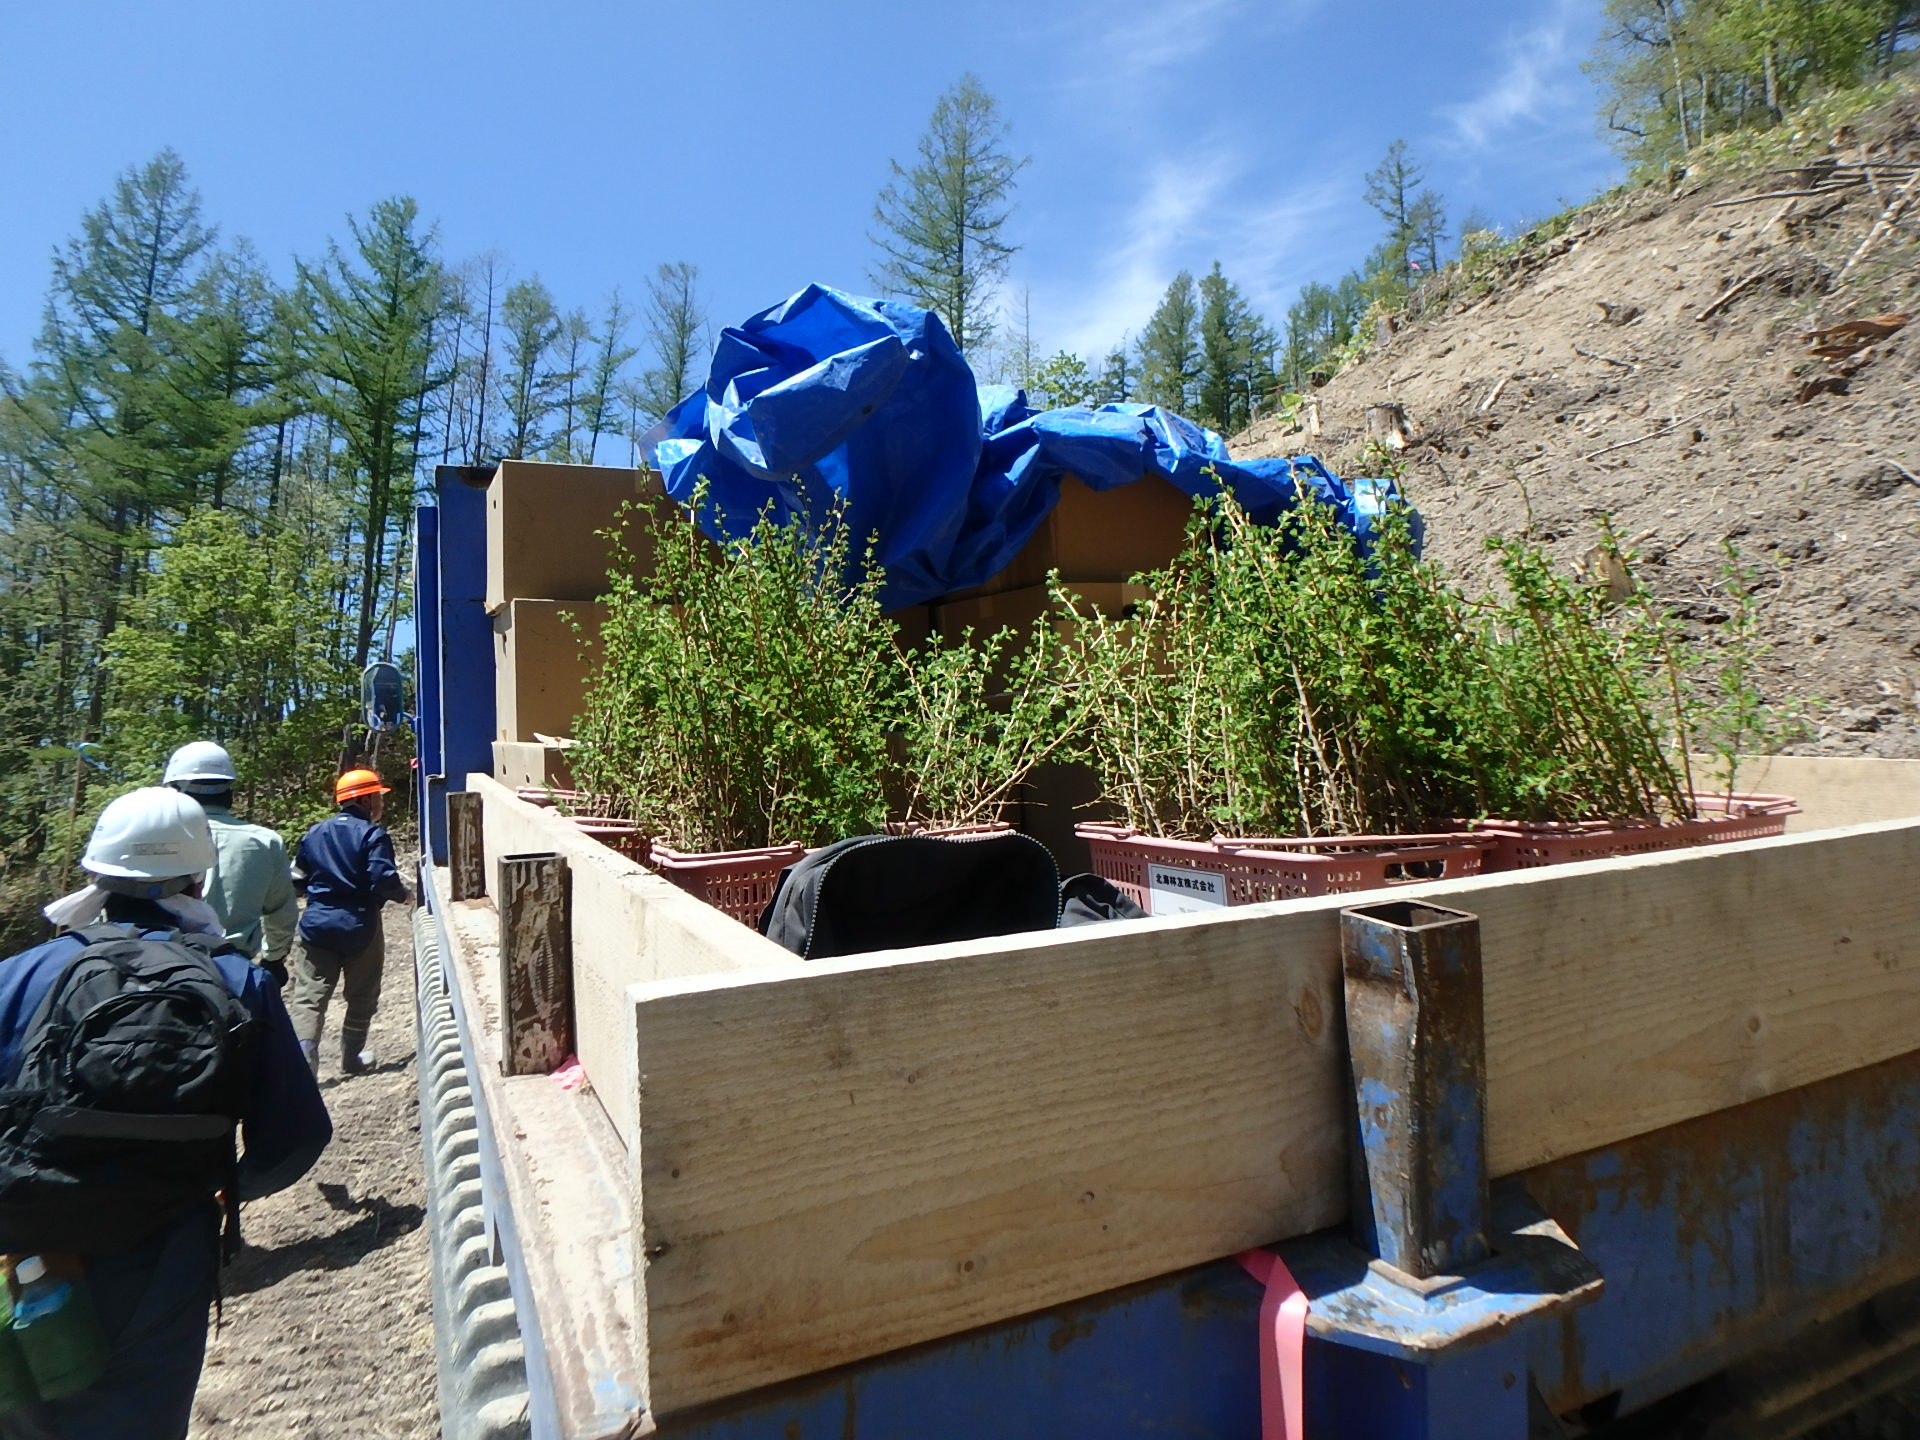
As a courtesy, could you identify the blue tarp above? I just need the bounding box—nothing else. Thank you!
[645,284,1417,610]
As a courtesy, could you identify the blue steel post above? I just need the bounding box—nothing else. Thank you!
[1342,900,1490,1277]
[414,504,445,864]
[434,465,496,857]
[1275,900,1603,1439]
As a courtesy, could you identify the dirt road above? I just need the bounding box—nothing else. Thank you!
[190,905,438,1437]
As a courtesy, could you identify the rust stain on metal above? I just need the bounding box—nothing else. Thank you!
[1047,1315,1097,1353]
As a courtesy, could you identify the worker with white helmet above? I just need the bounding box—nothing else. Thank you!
[162,741,297,986]
[0,788,330,1439]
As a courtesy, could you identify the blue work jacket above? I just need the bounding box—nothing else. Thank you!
[292,803,410,952]
[0,899,332,1204]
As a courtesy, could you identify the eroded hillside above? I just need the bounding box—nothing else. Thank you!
[1238,89,1920,757]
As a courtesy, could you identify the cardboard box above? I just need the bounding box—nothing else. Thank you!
[931,582,1154,642]
[486,459,669,613]
[950,474,1195,602]
[492,740,576,793]
[885,603,934,654]
[493,599,606,743]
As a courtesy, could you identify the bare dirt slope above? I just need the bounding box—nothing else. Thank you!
[189,903,437,1438]
[1239,90,1920,757]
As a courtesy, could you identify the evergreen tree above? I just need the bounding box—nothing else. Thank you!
[1280,275,1366,392]
[295,196,451,669]
[1363,141,1447,298]
[1134,271,1201,412]
[639,261,706,426]
[497,277,566,460]
[1096,342,1134,405]
[581,289,638,465]
[9,150,223,739]
[554,307,592,461]
[1195,263,1274,434]
[870,74,1027,355]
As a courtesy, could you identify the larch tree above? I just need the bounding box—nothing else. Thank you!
[295,196,451,670]
[1096,342,1134,405]
[13,149,220,735]
[870,74,1027,356]
[1363,140,1447,297]
[580,289,638,465]
[497,276,569,461]
[639,261,706,426]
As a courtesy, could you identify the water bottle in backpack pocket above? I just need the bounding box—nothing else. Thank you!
[8,1255,107,1400]
[0,1271,37,1413]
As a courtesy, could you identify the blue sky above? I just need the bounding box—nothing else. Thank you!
[0,0,1620,376]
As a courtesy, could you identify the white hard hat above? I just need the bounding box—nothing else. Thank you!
[82,787,216,881]
[163,740,237,791]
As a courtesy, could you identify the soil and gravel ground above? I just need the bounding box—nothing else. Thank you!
[188,904,437,1438]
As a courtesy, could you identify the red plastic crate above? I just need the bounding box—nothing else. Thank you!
[1468,792,1798,872]
[566,816,652,865]
[649,842,809,927]
[1075,824,1488,916]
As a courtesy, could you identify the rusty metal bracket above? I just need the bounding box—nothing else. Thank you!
[1270,901,1603,1437]
[1342,899,1491,1278]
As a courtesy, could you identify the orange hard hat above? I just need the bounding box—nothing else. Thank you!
[335,769,391,803]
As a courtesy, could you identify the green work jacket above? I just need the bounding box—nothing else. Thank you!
[202,804,298,966]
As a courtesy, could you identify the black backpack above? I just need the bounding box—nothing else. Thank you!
[0,924,257,1255]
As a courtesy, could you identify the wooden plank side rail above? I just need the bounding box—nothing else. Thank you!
[467,774,801,1145]
[627,818,1920,1414]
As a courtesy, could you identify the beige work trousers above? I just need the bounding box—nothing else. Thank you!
[288,927,385,1061]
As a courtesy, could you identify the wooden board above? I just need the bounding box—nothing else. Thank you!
[470,775,801,1147]
[627,818,1920,1413]
[441,886,645,1440]
[1692,752,1920,835]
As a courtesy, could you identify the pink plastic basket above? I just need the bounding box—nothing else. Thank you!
[648,842,808,927]
[1075,824,1488,916]
[1468,792,1798,872]
[565,817,652,865]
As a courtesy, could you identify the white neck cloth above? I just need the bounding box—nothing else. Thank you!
[42,884,226,938]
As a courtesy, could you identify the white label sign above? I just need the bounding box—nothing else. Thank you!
[1147,864,1229,915]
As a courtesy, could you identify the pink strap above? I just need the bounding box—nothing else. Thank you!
[1236,1248,1308,1440]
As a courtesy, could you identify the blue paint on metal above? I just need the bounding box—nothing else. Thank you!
[1524,1048,1920,1418]
[1341,902,1490,1278]
[1307,1331,1530,1439]
[1281,1182,1602,1363]
[414,505,446,864]
[655,1263,1263,1440]
[435,468,495,805]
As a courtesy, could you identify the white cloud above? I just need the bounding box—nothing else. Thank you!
[1056,0,1318,96]
[1034,144,1349,360]
[1440,0,1589,151]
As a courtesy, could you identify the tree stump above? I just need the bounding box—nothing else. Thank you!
[1365,402,1412,451]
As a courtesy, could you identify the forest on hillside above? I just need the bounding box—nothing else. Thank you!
[0,0,1913,943]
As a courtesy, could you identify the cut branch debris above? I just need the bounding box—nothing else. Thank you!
[1573,345,1639,371]
[1695,273,1764,322]
[1581,415,1700,464]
